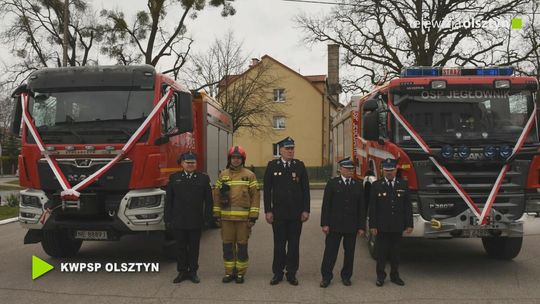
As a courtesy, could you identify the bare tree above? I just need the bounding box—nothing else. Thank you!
[217,58,286,135]
[100,0,236,70]
[0,95,14,131]
[510,1,540,83]
[181,31,248,96]
[181,33,285,135]
[0,0,103,85]
[297,0,530,93]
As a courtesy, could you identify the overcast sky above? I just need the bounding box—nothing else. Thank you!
[89,0,335,76]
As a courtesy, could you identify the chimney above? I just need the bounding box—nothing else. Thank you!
[250,58,260,67]
[327,44,341,100]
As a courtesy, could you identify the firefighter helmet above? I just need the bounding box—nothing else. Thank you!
[227,146,247,160]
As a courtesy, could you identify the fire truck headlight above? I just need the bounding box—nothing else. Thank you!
[494,80,511,89]
[458,146,470,159]
[128,195,162,209]
[483,145,496,159]
[499,145,512,159]
[441,145,454,159]
[21,195,41,208]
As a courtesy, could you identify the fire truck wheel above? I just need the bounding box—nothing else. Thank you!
[367,233,377,260]
[481,236,522,260]
[41,230,82,258]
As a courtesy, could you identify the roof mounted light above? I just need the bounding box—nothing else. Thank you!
[401,67,440,77]
[401,66,514,78]
[476,67,513,76]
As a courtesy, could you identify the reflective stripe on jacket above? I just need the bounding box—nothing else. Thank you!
[213,167,260,221]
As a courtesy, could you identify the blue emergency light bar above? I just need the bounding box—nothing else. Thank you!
[401,67,514,77]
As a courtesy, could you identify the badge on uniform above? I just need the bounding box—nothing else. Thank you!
[383,192,387,196]
[292,172,299,182]
[397,193,401,197]
[278,172,282,176]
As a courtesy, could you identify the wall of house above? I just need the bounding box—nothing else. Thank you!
[232,58,325,167]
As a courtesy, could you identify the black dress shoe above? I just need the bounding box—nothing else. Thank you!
[320,280,330,288]
[270,275,283,285]
[190,273,200,283]
[235,275,245,284]
[287,276,299,286]
[222,274,235,283]
[342,278,352,286]
[173,272,187,284]
[391,277,405,286]
[376,279,384,287]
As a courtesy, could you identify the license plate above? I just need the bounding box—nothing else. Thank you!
[75,230,108,240]
[469,228,492,237]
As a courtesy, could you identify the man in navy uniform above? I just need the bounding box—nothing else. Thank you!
[164,151,213,284]
[319,157,365,288]
[369,158,413,287]
[264,136,310,286]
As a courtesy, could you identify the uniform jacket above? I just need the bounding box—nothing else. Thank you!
[213,167,260,221]
[164,171,213,230]
[263,158,310,220]
[321,176,366,233]
[368,178,414,233]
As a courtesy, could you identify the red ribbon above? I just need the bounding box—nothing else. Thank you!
[21,88,175,200]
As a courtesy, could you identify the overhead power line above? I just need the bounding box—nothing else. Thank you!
[279,0,540,15]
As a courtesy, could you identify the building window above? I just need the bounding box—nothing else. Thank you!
[272,116,286,129]
[272,143,280,157]
[273,89,286,102]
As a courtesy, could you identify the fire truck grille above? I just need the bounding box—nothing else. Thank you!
[50,192,125,221]
[411,159,529,220]
[37,158,133,192]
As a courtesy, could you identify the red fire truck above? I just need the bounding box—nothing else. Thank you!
[332,66,540,259]
[11,65,232,257]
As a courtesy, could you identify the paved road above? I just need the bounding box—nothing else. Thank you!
[0,190,539,304]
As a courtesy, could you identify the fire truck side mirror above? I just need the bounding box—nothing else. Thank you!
[363,99,378,112]
[176,91,194,134]
[363,111,379,141]
[10,84,27,137]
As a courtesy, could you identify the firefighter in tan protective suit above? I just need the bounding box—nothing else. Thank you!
[213,146,260,284]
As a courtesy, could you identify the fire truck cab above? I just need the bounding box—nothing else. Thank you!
[333,66,540,259]
[11,65,232,257]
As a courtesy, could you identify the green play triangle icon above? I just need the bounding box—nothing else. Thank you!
[32,255,54,280]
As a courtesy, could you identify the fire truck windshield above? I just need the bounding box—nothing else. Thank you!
[27,89,154,144]
[394,90,538,145]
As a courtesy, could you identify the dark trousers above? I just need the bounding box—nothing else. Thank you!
[272,219,302,277]
[375,232,402,280]
[173,228,202,274]
[321,231,357,281]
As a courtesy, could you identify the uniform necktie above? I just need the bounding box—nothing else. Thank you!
[285,161,290,168]
[346,178,350,186]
